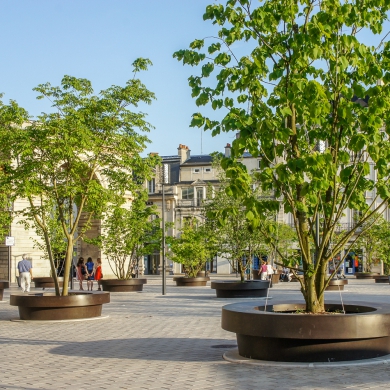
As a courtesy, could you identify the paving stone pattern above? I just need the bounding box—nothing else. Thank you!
[1,277,390,389]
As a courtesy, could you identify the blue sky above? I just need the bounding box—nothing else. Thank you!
[0,1,389,157]
[0,0,234,157]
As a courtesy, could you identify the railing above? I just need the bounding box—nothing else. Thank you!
[177,199,206,207]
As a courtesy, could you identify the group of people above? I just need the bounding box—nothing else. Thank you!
[258,261,276,281]
[76,257,103,291]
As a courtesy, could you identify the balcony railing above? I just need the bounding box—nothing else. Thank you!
[177,199,205,208]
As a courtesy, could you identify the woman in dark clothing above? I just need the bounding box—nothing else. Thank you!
[85,257,95,291]
[76,257,86,291]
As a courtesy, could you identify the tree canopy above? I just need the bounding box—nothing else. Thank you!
[0,58,159,295]
[175,0,390,312]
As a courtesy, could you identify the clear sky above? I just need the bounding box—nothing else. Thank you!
[0,1,389,158]
[0,0,235,157]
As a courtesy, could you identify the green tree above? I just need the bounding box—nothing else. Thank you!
[0,58,159,295]
[92,191,162,279]
[167,217,216,278]
[175,1,390,312]
[205,169,275,282]
[351,214,390,272]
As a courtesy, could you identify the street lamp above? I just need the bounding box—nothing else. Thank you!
[157,164,169,295]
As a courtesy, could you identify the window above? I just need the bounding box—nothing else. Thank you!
[182,187,194,199]
[193,168,200,173]
[147,179,155,194]
[205,168,212,173]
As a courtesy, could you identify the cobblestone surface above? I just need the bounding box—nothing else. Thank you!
[1,276,390,389]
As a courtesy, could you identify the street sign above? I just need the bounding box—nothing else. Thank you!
[5,236,15,246]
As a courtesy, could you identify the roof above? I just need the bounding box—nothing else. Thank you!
[181,155,213,165]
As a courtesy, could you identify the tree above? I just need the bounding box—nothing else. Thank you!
[167,217,217,278]
[205,169,275,282]
[0,59,159,295]
[350,214,390,272]
[175,1,390,312]
[92,191,162,279]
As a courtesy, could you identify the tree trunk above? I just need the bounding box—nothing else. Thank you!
[61,238,74,296]
[43,231,60,296]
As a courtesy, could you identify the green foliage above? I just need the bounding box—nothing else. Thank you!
[167,217,216,278]
[0,59,159,295]
[91,191,162,280]
[175,1,390,312]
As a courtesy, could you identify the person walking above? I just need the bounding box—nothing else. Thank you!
[17,254,33,293]
[266,261,276,286]
[258,261,268,280]
[94,258,103,291]
[76,257,86,291]
[85,257,95,291]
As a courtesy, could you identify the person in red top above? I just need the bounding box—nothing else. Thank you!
[95,258,103,291]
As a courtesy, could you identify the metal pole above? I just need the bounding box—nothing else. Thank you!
[162,182,166,295]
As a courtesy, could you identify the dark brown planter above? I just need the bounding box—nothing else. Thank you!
[34,277,64,289]
[355,272,380,279]
[373,275,390,284]
[196,271,208,277]
[98,279,147,292]
[222,300,390,362]
[325,278,348,291]
[10,291,110,321]
[291,274,304,282]
[173,276,210,287]
[211,280,270,298]
[0,280,9,301]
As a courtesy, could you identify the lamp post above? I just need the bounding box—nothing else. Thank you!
[157,164,169,295]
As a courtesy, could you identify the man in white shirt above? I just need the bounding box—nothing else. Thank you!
[17,254,33,293]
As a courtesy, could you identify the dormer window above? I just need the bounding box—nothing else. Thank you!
[193,168,201,173]
[205,168,212,173]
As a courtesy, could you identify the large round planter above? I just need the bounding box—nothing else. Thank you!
[373,275,389,284]
[98,279,147,292]
[34,277,64,289]
[10,291,110,321]
[0,280,9,301]
[355,272,380,279]
[211,280,269,298]
[173,276,210,287]
[222,301,390,362]
[325,278,348,291]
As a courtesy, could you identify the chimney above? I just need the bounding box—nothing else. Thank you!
[225,143,231,158]
[178,144,191,163]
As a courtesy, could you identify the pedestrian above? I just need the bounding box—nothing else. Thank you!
[339,262,346,279]
[266,262,276,285]
[85,257,95,291]
[258,261,268,280]
[94,258,103,291]
[17,254,33,293]
[76,257,86,291]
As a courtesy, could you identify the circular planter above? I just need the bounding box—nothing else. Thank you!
[355,272,380,279]
[221,300,390,362]
[173,276,210,287]
[0,280,9,301]
[98,279,147,292]
[10,291,110,321]
[291,274,304,282]
[211,280,270,298]
[325,279,348,291]
[34,277,64,289]
[373,275,389,284]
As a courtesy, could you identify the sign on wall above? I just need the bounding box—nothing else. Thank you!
[5,236,15,246]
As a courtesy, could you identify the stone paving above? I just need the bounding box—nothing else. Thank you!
[1,276,390,389]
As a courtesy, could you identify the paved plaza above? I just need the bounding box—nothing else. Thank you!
[1,276,390,389]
